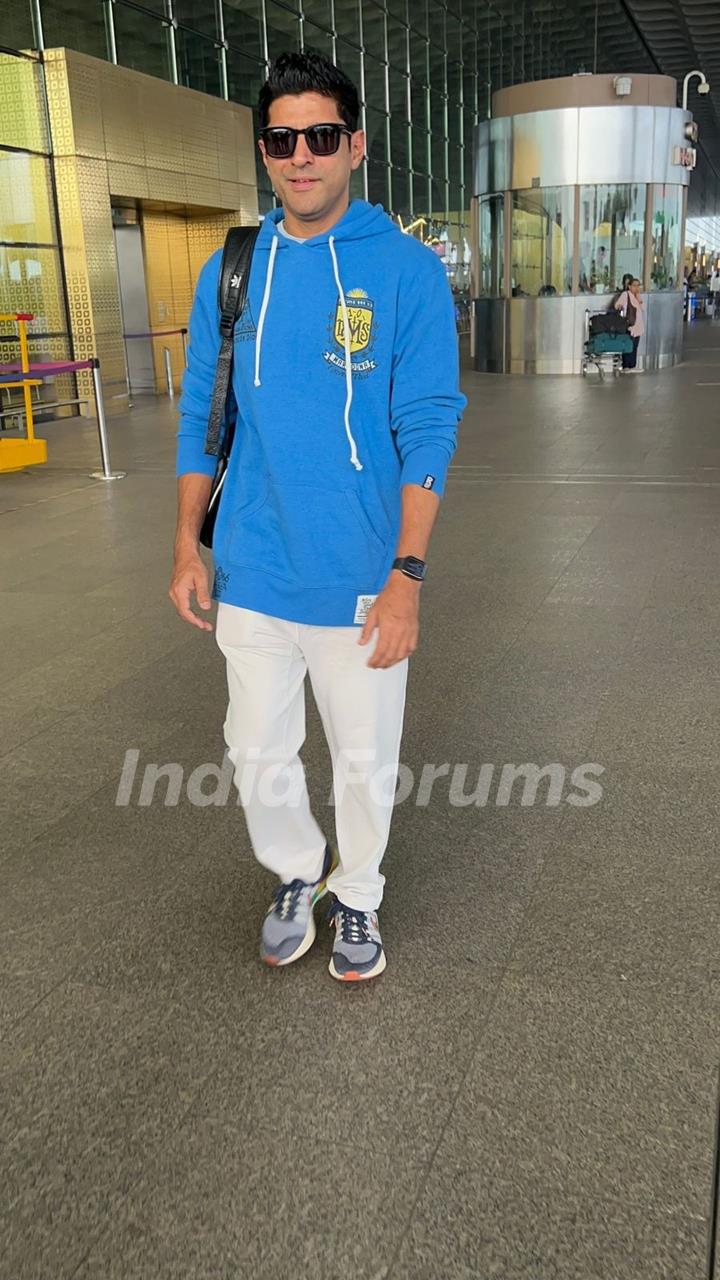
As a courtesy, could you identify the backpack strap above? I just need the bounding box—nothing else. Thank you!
[204,224,260,457]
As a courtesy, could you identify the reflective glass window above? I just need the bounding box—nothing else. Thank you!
[367,158,389,208]
[0,56,49,152]
[335,41,362,104]
[412,171,430,215]
[335,0,362,48]
[303,21,334,59]
[361,1,386,61]
[365,104,388,168]
[223,0,264,58]
[477,193,504,297]
[176,28,224,95]
[41,0,108,61]
[227,51,266,112]
[0,245,67,334]
[579,183,644,294]
[113,4,174,81]
[174,0,219,35]
[302,0,333,25]
[511,186,574,297]
[4,0,36,49]
[391,167,410,217]
[363,56,387,113]
[389,110,409,170]
[0,151,58,243]
[650,184,683,291]
[386,16,407,72]
[265,1,301,60]
[410,126,429,174]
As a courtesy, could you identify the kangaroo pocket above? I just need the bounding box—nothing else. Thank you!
[226,480,389,589]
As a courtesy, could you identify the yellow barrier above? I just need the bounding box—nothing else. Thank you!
[0,312,48,472]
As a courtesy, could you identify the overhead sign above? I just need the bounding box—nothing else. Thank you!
[673,145,697,169]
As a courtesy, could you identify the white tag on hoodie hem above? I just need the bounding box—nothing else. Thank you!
[354,594,377,624]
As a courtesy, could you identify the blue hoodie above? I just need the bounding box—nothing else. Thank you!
[177,199,466,627]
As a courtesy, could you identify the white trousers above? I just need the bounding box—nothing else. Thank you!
[215,604,408,911]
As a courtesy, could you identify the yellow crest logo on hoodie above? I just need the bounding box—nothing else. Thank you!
[333,289,375,354]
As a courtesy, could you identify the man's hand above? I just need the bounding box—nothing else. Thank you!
[359,571,420,668]
[169,547,214,632]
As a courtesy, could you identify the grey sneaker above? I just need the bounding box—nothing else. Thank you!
[260,844,335,967]
[328,900,386,982]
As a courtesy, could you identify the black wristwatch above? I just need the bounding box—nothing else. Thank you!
[392,555,427,582]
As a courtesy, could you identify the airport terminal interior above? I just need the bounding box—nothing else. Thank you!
[2,1,720,1277]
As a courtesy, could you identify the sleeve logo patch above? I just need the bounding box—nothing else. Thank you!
[422,474,436,490]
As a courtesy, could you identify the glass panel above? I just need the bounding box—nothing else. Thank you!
[114,4,173,81]
[389,111,409,170]
[302,0,333,26]
[446,59,462,106]
[174,0,219,35]
[427,3,444,49]
[266,1,301,60]
[364,104,388,168]
[363,55,387,113]
[361,1,386,61]
[412,171,430,215]
[0,56,49,152]
[386,15,407,72]
[227,52,266,112]
[335,0,361,48]
[367,159,389,208]
[41,0,108,60]
[335,41,362,104]
[303,21,334,59]
[478,193,504,297]
[429,44,446,93]
[429,86,446,138]
[408,0,427,36]
[176,28,224,95]
[447,98,461,145]
[445,12,463,64]
[410,126,429,173]
[0,151,58,244]
[386,0,407,21]
[388,68,409,120]
[511,187,574,297]
[579,184,645,295]
[410,76,428,131]
[651,184,683,291]
[462,65,477,119]
[430,131,446,185]
[390,167,410,217]
[409,27,428,85]
[0,245,67,334]
[223,0,264,58]
[447,142,462,189]
[4,0,36,50]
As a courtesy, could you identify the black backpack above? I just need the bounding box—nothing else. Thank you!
[199,224,260,550]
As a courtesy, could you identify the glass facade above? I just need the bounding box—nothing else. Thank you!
[3,0,664,298]
[0,50,74,413]
[650,184,684,292]
[511,187,573,297]
[579,183,645,294]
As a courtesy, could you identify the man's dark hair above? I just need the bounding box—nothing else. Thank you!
[258,52,360,132]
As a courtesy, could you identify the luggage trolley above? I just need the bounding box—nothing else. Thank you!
[582,309,634,379]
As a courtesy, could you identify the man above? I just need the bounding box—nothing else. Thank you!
[709,267,720,317]
[169,52,465,982]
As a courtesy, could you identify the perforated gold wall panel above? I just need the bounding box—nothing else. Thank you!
[42,48,258,413]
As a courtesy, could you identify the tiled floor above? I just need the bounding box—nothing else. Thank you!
[1,322,719,1279]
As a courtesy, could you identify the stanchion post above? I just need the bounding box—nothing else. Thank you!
[180,327,188,367]
[163,347,174,398]
[89,358,126,481]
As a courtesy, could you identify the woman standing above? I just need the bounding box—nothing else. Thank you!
[615,278,645,372]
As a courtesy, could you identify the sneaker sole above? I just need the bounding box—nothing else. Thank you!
[261,881,329,968]
[328,950,387,982]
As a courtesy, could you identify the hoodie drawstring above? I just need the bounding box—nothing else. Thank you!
[329,235,363,472]
[254,232,278,388]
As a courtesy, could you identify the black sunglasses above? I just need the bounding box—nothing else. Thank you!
[260,123,353,159]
